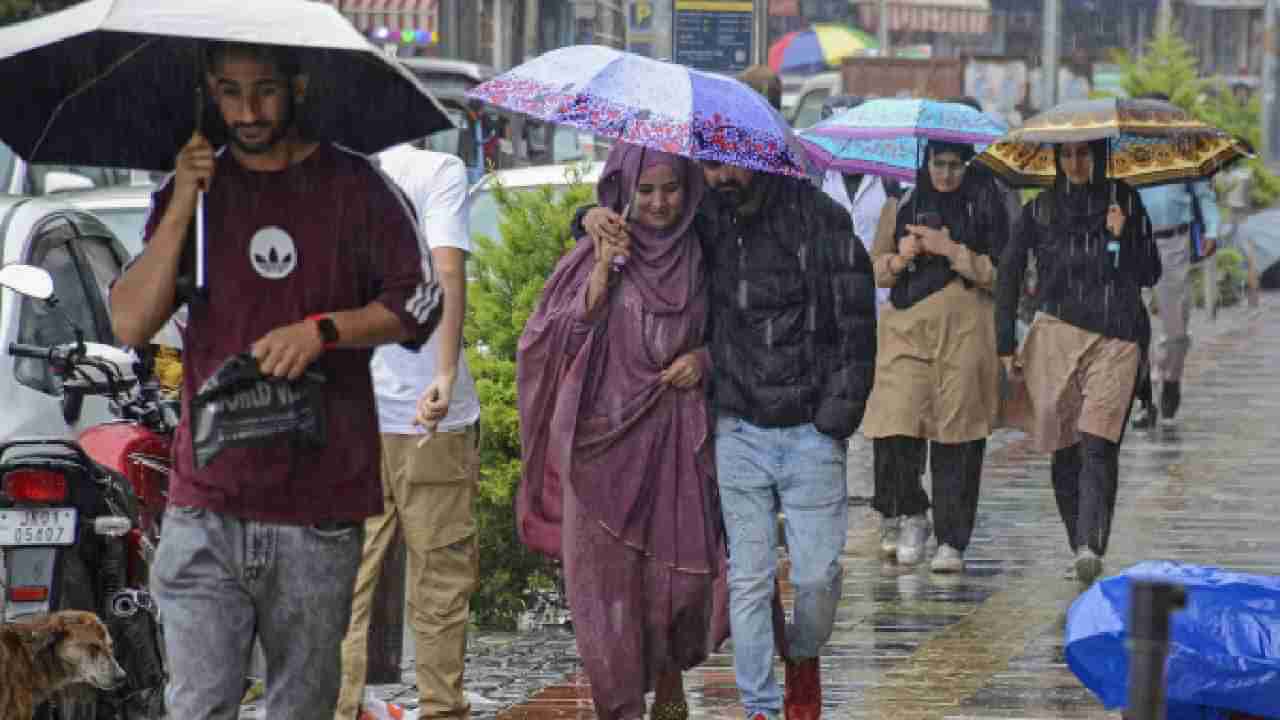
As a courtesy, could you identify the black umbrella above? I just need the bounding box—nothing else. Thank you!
[0,0,453,294]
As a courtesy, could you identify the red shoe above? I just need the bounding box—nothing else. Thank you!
[783,657,821,720]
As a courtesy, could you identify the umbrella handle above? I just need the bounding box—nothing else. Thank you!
[196,191,206,291]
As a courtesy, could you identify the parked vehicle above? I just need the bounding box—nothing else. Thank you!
[1,141,157,196]
[0,264,167,719]
[468,161,605,248]
[0,195,131,442]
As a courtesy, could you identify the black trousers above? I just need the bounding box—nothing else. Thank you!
[1051,434,1120,556]
[872,436,987,551]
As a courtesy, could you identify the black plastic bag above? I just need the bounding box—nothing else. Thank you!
[190,352,326,468]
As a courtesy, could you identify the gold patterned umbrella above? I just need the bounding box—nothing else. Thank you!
[976,98,1253,188]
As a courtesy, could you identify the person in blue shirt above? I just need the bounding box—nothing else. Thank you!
[1133,95,1220,428]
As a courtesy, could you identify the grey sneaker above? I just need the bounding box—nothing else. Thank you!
[879,515,900,559]
[896,513,930,565]
[930,544,965,574]
[1075,548,1104,585]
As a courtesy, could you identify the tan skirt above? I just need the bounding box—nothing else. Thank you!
[1004,313,1139,453]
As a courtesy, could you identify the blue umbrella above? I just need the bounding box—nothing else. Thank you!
[467,45,810,178]
[1065,561,1280,720]
[798,98,1007,182]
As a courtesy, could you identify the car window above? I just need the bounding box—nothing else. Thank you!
[88,207,149,256]
[27,164,132,195]
[469,184,575,246]
[423,107,467,158]
[76,236,126,309]
[16,218,114,395]
[791,89,831,130]
[0,142,15,193]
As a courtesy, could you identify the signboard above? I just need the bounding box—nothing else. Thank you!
[674,0,754,74]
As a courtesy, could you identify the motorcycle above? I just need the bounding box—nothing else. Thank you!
[0,263,167,720]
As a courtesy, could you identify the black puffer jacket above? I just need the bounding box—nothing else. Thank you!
[699,176,877,439]
[571,177,877,439]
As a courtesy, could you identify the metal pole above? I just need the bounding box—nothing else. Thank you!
[1263,0,1279,166]
[878,0,891,57]
[1041,0,1059,111]
[753,0,768,67]
[1126,581,1186,720]
[1157,0,1174,37]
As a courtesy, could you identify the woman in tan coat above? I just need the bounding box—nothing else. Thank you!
[862,140,1009,573]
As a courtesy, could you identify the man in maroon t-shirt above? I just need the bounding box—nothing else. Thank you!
[110,41,441,719]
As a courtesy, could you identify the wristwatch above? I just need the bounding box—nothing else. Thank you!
[308,314,340,350]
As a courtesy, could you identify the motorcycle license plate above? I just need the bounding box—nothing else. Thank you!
[0,508,77,546]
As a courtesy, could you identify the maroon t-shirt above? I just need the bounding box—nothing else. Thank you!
[137,144,438,525]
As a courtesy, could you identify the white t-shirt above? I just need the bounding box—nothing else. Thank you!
[821,169,891,310]
[370,144,480,434]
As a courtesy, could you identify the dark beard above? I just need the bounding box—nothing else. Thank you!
[228,93,295,155]
[713,183,746,208]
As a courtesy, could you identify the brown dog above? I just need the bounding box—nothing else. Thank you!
[0,610,127,719]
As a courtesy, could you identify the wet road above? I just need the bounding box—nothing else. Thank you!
[496,301,1278,720]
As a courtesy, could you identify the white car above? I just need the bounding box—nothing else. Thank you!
[0,194,132,441]
[1,140,157,196]
[468,161,605,249]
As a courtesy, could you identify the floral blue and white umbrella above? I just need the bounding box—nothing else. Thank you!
[467,45,810,178]
[799,98,1007,182]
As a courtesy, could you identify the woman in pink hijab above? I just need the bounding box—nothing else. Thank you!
[516,142,727,720]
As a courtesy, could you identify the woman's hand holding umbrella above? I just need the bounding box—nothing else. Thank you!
[1106,204,1126,237]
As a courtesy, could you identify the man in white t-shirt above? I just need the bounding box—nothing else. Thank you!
[337,143,481,720]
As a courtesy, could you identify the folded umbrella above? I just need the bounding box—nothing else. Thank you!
[467,45,810,178]
[1065,561,1280,720]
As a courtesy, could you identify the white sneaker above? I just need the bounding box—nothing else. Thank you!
[930,544,965,574]
[896,513,930,565]
[879,516,900,559]
[1074,548,1104,585]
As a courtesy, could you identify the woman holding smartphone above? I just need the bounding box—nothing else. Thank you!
[862,140,1010,572]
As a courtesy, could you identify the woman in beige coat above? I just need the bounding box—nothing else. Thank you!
[862,140,1009,573]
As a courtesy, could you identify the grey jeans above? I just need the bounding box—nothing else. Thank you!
[1152,232,1193,383]
[151,506,363,720]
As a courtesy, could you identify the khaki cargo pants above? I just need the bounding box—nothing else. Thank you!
[337,426,481,719]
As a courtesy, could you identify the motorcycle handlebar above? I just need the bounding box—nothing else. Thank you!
[8,342,57,360]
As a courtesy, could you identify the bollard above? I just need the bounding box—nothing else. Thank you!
[1126,579,1186,720]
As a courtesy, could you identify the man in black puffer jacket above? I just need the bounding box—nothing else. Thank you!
[579,160,876,720]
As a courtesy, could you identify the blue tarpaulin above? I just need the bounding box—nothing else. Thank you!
[1065,561,1280,720]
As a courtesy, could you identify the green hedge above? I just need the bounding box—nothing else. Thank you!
[466,166,595,629]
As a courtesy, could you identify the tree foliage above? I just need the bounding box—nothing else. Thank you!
[465,164,595,629]
[1111,31,1280,208]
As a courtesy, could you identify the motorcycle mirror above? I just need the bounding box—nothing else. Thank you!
[0,263,54,300]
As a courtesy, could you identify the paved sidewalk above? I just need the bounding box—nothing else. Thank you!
[492,299,1277,720]
[236,299,1273,720]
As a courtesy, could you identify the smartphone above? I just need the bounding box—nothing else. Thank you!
[918,211,943,230]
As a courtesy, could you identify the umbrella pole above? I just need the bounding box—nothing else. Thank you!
[194,79,207,296]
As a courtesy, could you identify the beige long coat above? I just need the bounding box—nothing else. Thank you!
[860,197,1002,443]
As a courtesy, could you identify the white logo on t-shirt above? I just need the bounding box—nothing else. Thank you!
[249,226,297,279]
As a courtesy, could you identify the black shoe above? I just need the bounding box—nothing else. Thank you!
[1161,381,1181,420]
[1131,405,1157,429]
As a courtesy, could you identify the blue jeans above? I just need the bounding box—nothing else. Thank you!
[715,417,849,718]
[151,506,363,720]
